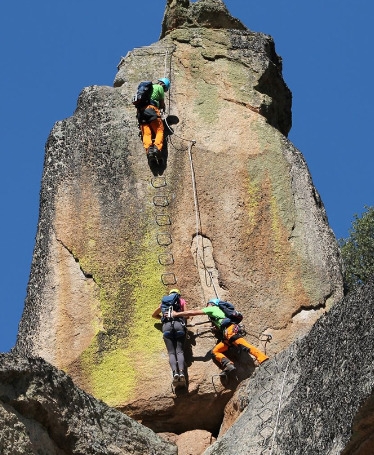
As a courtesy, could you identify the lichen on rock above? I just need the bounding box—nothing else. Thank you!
[14,0,344,449]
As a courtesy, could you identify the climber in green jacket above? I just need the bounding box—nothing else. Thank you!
[173,299,269,374]
[138,78,170,160]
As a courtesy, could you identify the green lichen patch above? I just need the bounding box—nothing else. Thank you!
[247,125,294,230]
[194,80,219,123]
[78,196,170,404]
[81,342,136,407]
[245,125,319,305]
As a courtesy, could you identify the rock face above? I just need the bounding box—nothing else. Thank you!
[160,0,246,39]
[15,0,343,441]
[0,354,176,455]
[204,279,374,455]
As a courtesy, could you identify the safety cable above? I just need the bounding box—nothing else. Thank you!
[179,148,272,344]
[269,351,292,454]
[207,269,220,299]
[164,116,195,147]
[165,122,222,303]
[187,140,199,245]
[163,48,169,81]
[185,138,219,308]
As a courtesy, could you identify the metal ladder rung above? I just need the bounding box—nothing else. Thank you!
[157,233,172,246]
[158,252,174,265]
[156,214,171,226]
[151,176,167,188]
[161,273,177,286]
[153,195,170,207]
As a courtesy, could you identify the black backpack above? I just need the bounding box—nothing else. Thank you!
[216,301,243,328]
[132,81,153,108]
[161,293,182,321]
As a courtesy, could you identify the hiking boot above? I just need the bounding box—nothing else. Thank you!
[147,146,157,159]
[223,363,236,373]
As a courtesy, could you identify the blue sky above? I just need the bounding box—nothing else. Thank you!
[1,0,372,353]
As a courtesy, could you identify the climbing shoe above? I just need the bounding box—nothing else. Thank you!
[179,373,186,385]
[172,372,179,385]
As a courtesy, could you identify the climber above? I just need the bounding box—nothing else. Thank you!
[152,288,188,386]
[136,78,170,162]
[173,299,269,374]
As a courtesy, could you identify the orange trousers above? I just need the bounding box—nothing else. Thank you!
[212,324,269,365]
[140,106,164,152]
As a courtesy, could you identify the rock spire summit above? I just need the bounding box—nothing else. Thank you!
[160,0,246,39]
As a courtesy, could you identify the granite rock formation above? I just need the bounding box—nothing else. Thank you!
[0,354,176,454]
[160,0,246,40]
[14,0,344,448]
[205,279,374,455]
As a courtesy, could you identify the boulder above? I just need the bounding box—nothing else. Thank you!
[0,354,176,454]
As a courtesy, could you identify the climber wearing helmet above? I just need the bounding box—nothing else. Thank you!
[152,288,188,387]
[137,77,171,162]
[157,77,170,93]
[173,298,269,374]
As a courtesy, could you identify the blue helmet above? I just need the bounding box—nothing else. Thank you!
[207,298,220,306]
[158,77,170,92]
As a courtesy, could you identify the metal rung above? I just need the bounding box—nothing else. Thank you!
[258,425,274,444]
[157,233,172,246]
[153,195,169,207]
[158,253,174,265]
[151,176,167,188]
[156,214,171,226]
[161,273,177,286]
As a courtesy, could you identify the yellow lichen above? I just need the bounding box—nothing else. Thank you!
[78,188,170,404]
[86,346,136,407]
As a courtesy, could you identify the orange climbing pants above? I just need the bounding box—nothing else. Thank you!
[212,324,269,365]
[140,105,164,152]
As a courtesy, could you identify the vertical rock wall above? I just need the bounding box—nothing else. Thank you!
[15,1,343,435]
[204,280,374,455]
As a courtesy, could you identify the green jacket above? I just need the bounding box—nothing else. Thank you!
[203,306,226,329]
[151,84,165,109]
